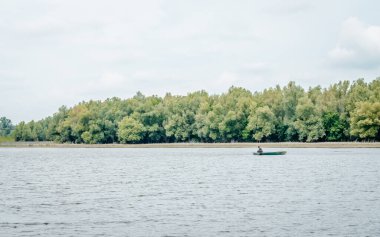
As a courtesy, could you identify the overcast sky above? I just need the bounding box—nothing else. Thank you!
[1,0,380,123]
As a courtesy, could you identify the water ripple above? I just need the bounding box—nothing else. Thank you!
[1,148,380,236]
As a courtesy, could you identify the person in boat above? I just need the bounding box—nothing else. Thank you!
[257,146,263,154]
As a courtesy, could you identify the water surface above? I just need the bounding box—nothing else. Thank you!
[0,148,379,236]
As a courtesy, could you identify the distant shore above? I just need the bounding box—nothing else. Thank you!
[1,141,380,148]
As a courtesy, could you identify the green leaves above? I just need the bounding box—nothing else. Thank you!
[11,78,380,143]
[350,102,380,140]
[293,97,325,142]
[117,116,144,144]
[0,117,14,136]
[247,106,276,142]
[322,112,348,141]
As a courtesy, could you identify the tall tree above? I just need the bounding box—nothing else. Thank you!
[246,106,276,141]
[294,97,325,142]
[346,79,371,114]
[117,116,144,143]
[322,112,348,141]
[217,87,254,142]
[282,82,305,141]
[350,102,380,140]
[0,117,14,136]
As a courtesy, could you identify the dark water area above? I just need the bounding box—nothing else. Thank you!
[0,148,379,236]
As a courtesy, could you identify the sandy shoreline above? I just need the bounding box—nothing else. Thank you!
[1,142,380,148]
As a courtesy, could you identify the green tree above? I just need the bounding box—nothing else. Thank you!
[294,97,325,142]
[0,117,14,136]
[80,119,105,144]
[163,91,208,142]
[256,85,285,141]
[350,102,380,140]
[322,112,348,141]
[282,82,305,141]
[13,121,33,141]
[117,116,144,143]
[346,79,371,113]
[45,106,69,141]
[8,78,380,143]
[194,98,213,142]
[320,81,349,114]
[133,95,165,143]
[369,78,380,103]
[247,106,276,141]
[216,87,255,142]
[283,82,305,121]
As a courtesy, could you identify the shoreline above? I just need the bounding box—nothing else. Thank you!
[1,142,380,148]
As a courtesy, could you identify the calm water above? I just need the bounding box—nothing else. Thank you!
[0,148,379,236]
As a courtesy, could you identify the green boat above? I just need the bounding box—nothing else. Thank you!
[253,151,287,156]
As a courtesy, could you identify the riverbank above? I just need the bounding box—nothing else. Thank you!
[1,141,380,148]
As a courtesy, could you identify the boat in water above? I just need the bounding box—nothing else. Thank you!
[253,151,287,156]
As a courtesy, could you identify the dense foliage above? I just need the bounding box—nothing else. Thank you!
[0,117,15,142]
[0,117,14,137]
[12,78,380,143]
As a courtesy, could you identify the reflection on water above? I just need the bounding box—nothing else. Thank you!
[0,148,380,236]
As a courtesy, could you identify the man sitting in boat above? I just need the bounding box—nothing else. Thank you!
[257,146,263,154]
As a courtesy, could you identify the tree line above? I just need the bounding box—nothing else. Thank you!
[8,78,380,143]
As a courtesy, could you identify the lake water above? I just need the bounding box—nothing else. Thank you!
[0,148,379,236]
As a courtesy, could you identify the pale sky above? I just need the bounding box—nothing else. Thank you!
[1,0,380,123]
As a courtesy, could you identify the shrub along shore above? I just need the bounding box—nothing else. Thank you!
[1,141,379,148]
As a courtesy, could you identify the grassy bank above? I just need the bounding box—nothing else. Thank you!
[1,141,380,148]
[0,136,14,143]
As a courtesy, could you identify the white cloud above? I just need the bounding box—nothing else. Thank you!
[46,72,130,101]
[218,72,239,86]
[328,47,355,61]
[264,0,313,15]
[329,17,380,68]
[89,50,131,63]
[2,1,380,123]
[75,72,130,97]
[96,72,125,88]
[241,62,271,72]
[18,16,68,34]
